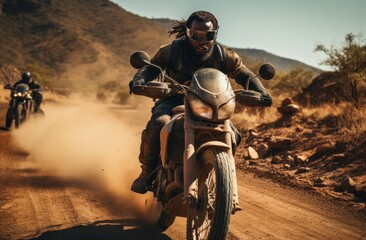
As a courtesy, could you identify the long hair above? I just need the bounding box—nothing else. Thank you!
[168,11,219,39]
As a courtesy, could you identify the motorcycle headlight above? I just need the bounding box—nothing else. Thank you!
[189,95,213,120]
[217,98,236,120]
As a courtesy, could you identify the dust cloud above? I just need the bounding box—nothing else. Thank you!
[11,99,154,215]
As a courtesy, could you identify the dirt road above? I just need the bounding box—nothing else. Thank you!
[0,103,365,240]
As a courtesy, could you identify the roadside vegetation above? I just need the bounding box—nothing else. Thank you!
[232,32,366,209]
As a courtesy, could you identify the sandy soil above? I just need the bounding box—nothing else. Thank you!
[0,102,365,240]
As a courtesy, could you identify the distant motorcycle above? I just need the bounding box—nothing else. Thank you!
[130,51,275,240]
[4,83,43,129]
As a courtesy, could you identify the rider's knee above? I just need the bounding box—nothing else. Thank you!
[151,114,171,127]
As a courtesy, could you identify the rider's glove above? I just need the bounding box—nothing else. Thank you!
[129,78,145,94]
[260,95,272,107]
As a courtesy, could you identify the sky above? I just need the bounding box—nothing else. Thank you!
[111,0,366,70]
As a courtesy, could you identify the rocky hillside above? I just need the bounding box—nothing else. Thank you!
[232,96,366,212]
[0,64,21,85]
[0,0,171,89]
[0,0,320,91]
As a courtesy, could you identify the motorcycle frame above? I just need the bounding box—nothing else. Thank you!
[160,99,239,213]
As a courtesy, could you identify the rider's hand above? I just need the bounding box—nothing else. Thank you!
[129,78,145,94]
[260,95,272,107]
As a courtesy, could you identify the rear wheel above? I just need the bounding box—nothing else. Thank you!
[186,149,233,240]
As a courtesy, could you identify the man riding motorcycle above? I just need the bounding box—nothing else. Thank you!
[129,11,272,194]
[12,71,43,112]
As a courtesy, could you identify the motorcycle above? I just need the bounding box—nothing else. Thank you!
[4,83,42,129]
[130,51,275,239]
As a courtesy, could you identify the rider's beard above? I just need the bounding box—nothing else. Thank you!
[188,40,215,65]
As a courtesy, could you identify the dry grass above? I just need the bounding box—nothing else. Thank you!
[233,98,366,138]
[302,103,366,137]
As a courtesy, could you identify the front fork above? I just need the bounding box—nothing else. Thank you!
[183,103,240,212]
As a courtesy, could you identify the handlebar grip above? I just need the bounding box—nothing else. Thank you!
[235,90,262,107]
[132,84,172,99]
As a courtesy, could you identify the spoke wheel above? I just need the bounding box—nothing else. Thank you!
[187,149,233,240]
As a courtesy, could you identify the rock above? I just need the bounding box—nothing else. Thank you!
[284,154,295,165]
[277,104,300,115]
[355,183,366,198]
[314,177,328,187]
[341,176,356,193]
[281,97,294,106]
[295,167,310,174]
[268,138,292,150]
[271,155,282,164]
[295,154,308,165]
[283,164,291,169]
[315,141,335,155]
[257,143,269,157]
[248,146,259,159]
[333,183,343,192]
[249,130,259,137]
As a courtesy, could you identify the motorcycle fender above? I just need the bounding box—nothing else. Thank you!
[195,141,241,213]
[160,119,175,168]
[195,141,230,159]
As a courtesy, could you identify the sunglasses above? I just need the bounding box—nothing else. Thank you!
[186,28,218,42]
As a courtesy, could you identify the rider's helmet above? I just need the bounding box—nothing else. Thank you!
[21,71,31,83]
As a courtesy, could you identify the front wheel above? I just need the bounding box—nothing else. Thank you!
[186,149,233,240]
[14,104,24,129]
[5,108,13,129]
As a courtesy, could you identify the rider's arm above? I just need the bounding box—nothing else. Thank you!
[31,81,43,91]
[132,44,171,83]
[225,48,272,107]
[12,80,22,88]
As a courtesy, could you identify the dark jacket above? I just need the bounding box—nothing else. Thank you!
[133,38,272,106]
[13,79,42,91]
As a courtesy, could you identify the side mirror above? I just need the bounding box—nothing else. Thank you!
[259,63,275,80]
[4,84,11,90]
[130,51,151,69]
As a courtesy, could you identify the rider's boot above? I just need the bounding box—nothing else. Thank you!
[131,164,153,194]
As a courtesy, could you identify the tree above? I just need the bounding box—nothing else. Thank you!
[314,33,366,106]
[314,32,366,73]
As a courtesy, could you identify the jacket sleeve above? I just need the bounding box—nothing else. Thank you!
[132,44,171,83]
[225,48,272,107]
[13,80,22,87]
[31,81,43,91]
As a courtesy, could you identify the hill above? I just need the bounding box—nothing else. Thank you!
[0,0,171,89]
[0,0,320,92]
[233,48,321,73]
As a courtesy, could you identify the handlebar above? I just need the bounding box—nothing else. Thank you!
[133,82,264,107]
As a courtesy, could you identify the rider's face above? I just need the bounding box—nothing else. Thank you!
[187,20,216,55]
